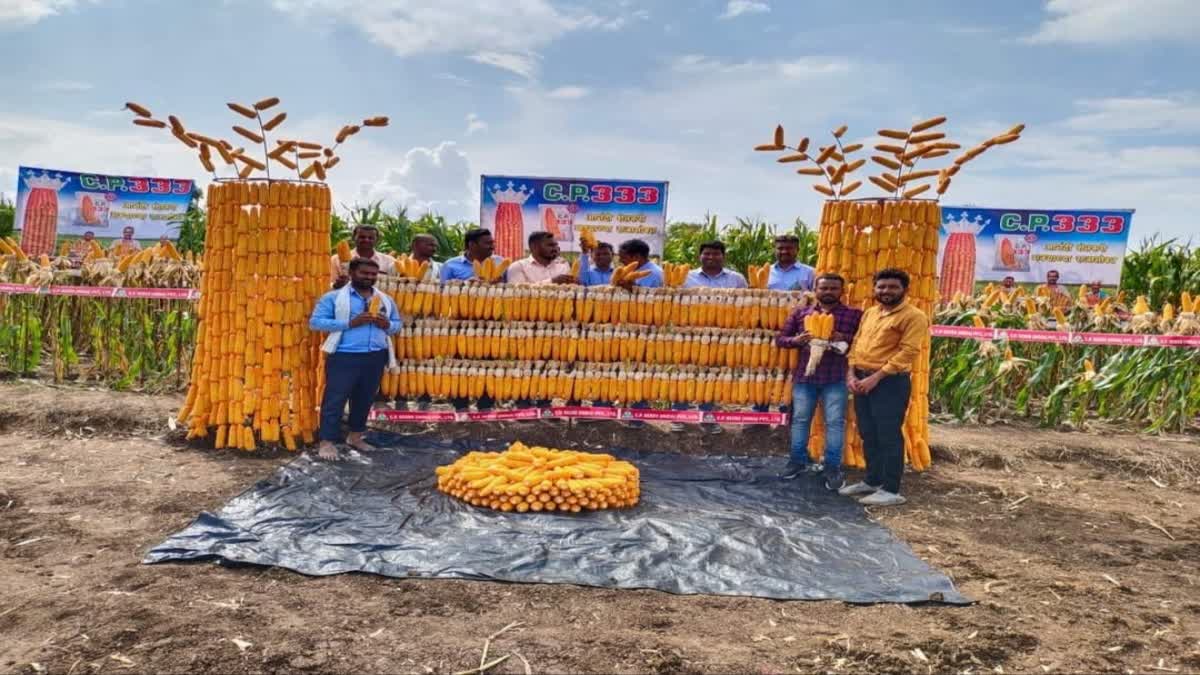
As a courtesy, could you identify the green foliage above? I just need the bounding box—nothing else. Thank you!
[171,187,207,254]
[1120,237,1200,307]
[345,201,468,260]
[0,194,14,240]
[661,214,817,275]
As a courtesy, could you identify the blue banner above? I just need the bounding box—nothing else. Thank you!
[938,205,1135,287]
[14,166,194,255]
[480,175,669,260]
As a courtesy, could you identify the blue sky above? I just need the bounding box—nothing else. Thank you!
[1,0,1197,242]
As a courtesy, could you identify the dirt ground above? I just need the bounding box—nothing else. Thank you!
[1,381,1198,675]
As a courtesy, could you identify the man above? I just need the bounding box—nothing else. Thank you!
[331,225,396,288]
[767,235,816,291]
[507,231,574,284]
[69,231,96,260]
[440,228,507,283]
[670,241,746,433]
[1084,280,1107,306]
[776,274,862,490]
[578,241,615,286]
[1001,276,1016,292]
[684,241,748,289]
[1036,270,1072,309]
[840,268,929,507]
[614,239,664,288]
[409,233,442,281]
[110,226,142,256]
[309,258,403,461]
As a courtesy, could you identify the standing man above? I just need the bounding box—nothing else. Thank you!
[507,231,574,284]
[578,241,615,286]
[409,233,442,281]
[69,231,96,261]
[110,226,142,256]
[1001,276,1016,292]
[684,241,748,289]
[310,258,403,461]
[614,239,664,288]
[1036,270,1072,309]
[767,234,815,291]
[441,228,503,411]
[840,268,929,507]
[1084,280,1107,306]
[775,274,862,490]
[331,225,397,288]
[672,241,746,433]
[440,228,507,283]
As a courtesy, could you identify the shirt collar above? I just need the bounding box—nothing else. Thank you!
[699,268,727,279]
[879,300,907,315]
[526,256,561,268]
[774,262,797,271]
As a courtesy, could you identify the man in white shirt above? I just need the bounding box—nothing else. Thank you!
[331,225,396,289]
[409,233,442,281]
[506,231,574,284]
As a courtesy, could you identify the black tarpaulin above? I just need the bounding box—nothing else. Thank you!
[145,434,969,604]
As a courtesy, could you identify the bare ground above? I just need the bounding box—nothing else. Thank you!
[1,380,1198,674]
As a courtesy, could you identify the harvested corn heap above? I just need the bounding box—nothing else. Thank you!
[435,442,640,513]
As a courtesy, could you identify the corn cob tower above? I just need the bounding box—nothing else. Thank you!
[756,117,1022,471]
[125,97,389,450]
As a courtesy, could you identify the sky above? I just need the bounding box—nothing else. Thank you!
[0,0,1197,243]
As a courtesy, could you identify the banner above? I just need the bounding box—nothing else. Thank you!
[479,175,669,260]
[13,166,194,256]
[937,206,1134,294]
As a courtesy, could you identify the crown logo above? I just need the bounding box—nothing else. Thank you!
[942,211,988,235]
[489,180,532,205]
[22,169,70,192]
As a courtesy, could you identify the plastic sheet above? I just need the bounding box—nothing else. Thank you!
[145,434,968,604]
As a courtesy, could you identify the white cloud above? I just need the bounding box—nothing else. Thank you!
[269,0,618,76]
[1065,96,1200,133]
[37,80,94,92]
[0,0,86,28]
[357,141,474,217]
[719,0,769,20]
[468,51,539,79]
[435,72,471,86]
[671,54,852,78]
[465,113,487,136]
[546,86,590,100]
[1027,0,1200,44]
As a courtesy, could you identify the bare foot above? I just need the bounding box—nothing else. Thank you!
[346,435,376,453]
[316,442,339,460]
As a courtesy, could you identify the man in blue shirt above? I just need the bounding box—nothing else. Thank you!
[767,234,815,291]
[310,258,403,460]
[615,239,664,288]
[440,228,508,282]
[579,241,615,286]
[684,240,748,289]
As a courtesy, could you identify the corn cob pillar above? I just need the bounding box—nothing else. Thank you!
[811,198,937,471]
[177,180,330,450]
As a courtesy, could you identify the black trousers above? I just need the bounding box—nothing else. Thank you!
[853,371,911,494]
[319,350,389,442]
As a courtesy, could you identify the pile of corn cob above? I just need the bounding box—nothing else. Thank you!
[376,278,802,330]
[379,360,794,408]
[436,442,640,513]
[391,319,799,369]
[176,180,330,450]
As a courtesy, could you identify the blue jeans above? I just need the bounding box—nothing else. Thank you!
[789,381,848,468]
[319,350,389,442]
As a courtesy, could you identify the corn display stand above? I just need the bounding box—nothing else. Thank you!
[123,96,388,450]
[436,441,640,513]
[756,115,1022,471]
[375,277,803,408]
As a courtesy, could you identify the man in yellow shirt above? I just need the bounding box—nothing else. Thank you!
[840,268,930,507]
[1035,269,1073,309]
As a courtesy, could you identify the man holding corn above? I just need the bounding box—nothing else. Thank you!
[331,225,396,288]
[840,268,929,507]
[310,257,402,461]
[1036,270,1073,309]
[409,233,442,281]
[776,273,862,490]
[440,228,508,283]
